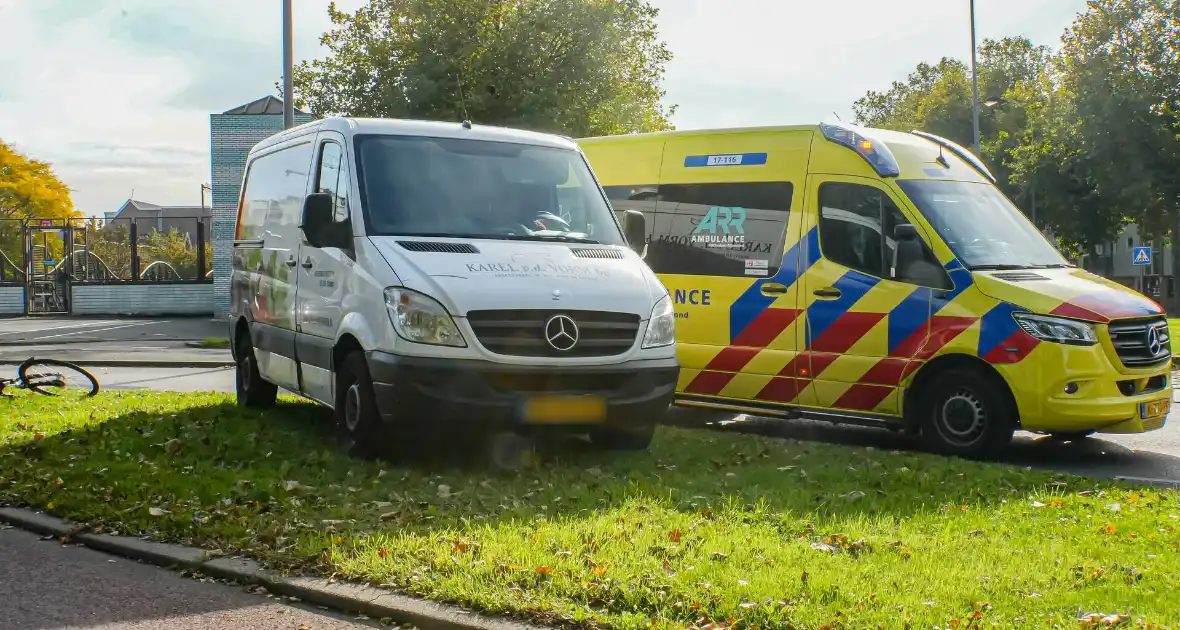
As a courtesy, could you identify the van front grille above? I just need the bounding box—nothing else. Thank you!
[1108,316,1171,368]
[465,309,640,357]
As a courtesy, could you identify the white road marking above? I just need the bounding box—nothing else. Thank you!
[0,320,126,336]
[31,321,162,341]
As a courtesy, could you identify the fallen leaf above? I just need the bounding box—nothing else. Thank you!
[378,547,389,558]
[668,529,682,543]
[148,507,170,516]
[534,566,552,574]
[437,484,452,498]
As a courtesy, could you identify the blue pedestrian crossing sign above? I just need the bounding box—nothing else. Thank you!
[1133,246,1153,266]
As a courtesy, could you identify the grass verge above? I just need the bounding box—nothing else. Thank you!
[2,392,1178,629]
[196,337,231,349]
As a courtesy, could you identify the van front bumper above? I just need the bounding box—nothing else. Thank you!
[365,352,679,428]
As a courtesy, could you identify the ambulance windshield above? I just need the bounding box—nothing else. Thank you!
[897,179,1069,270]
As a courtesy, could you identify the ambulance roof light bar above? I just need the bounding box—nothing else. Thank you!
[819,122,901,178]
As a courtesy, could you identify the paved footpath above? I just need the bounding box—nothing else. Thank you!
[0,526,378,630]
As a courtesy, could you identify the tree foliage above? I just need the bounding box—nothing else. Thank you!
[0,140,77,271]
[851,0,1180,259]
[291,0,675,137]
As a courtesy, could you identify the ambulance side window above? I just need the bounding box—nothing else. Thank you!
[818,182,947,288]
[603,182,793,277]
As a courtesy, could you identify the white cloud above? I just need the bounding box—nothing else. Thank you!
[0,0,1086,217]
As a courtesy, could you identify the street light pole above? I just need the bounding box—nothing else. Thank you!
[282,0,295,129]
[969,0,981,156]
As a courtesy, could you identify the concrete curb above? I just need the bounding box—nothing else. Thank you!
[0,507,546,630]
[0,359,235,369]
[1113,476,1180,489]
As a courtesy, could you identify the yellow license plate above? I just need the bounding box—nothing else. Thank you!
[522,395,607,424]
[1140,398,1170,419]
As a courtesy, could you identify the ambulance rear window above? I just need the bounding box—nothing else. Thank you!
[603,182,793,278]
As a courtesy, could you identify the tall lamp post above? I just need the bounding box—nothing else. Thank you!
[969,0,981,156]
[282,0,295,129]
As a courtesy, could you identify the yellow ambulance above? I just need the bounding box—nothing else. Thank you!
[578,123,1171,458]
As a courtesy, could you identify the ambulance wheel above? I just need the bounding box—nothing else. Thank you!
[590,421,656,452]
[336,352,394,459]
[919,367,1016,459]
[235,333,277,408]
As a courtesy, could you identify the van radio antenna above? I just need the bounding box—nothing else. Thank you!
[936,143,949,168]
[456,71,472,128]
[832,111,843,122]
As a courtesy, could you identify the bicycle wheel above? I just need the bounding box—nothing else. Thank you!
[18,358,100,398]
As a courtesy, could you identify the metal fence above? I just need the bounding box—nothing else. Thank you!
[0,217,211,285]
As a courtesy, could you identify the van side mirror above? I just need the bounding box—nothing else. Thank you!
[301,193,348,249]
[894,223,919,241]
[620,210,647,255]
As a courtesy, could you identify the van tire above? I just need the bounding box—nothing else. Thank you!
[918,367,1016,459]
[235,334,277,408]
[336,352,391,460]
[590,421,656,452]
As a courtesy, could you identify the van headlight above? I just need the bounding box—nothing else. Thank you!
[642,294,676,348]
[1012,312,1098,346]
[383,288,466,347]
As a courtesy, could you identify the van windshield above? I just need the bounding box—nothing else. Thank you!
[355,135,623,245]
[896,179,1069,270]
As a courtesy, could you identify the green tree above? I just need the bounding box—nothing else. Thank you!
[290,0,675,136]
[0,140,78,273]
[1052,0,1180,255]
[852,37,1055,215]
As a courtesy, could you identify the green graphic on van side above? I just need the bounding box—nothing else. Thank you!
[693,207,746,235]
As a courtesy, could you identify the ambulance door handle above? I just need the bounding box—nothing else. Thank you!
[760,283,788,295]
[813,287,842,299]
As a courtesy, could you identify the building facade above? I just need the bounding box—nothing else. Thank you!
[210,95,313,318]
[1079,223,1173,304]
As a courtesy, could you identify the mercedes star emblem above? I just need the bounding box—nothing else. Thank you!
[544,314,579,352]
[1148,325,1163,355]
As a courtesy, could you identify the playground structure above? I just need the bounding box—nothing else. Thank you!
[0,217,211,315]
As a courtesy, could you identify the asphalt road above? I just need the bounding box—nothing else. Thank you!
[0,526,378,630]
[0,317,225,345]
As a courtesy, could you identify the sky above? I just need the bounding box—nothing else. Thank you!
[0,0,1088,217]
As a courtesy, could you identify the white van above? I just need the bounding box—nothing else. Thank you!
[228,117,678,457]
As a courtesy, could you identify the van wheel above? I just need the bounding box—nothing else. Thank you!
[336,352,391,459]
[235,333,277,408]
[918,367,1016,459]
[590,421,656,452]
